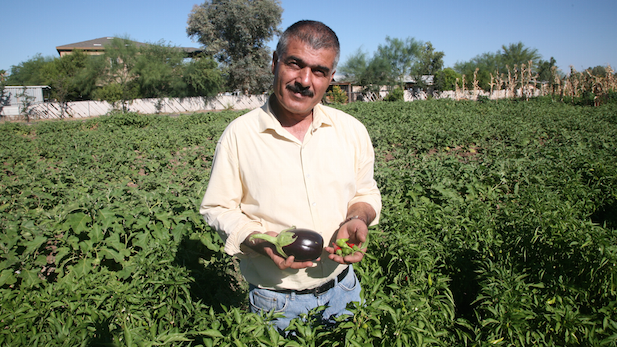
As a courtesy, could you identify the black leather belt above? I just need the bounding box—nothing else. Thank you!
[274,266,350,296]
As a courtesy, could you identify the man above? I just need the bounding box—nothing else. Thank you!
[200,20,381,332]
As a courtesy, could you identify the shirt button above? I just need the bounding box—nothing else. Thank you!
[312,202,317,206]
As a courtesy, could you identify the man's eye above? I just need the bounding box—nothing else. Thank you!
[314,70,326,77]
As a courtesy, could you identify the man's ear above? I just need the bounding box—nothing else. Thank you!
[329,69,336,83]
[271,51,278,74]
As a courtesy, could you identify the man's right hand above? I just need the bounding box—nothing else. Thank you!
[243,231,318,270]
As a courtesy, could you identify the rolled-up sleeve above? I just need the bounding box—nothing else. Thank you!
[349,123,382,226]
[199,127,266,257]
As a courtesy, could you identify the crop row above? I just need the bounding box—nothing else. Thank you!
[1,99,616,346]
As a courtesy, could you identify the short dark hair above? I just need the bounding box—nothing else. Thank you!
[276,20,340,70]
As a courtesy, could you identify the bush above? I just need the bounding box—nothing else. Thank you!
[476,95,490,103]
[384,87,404,101]
[326,85,348,104]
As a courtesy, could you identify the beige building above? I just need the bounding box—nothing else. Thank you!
[56,37,202,57]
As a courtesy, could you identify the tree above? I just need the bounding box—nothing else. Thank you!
[339,37,423,92]
[94,37,140,112]
[500,42,541,71]
[339,50,395,94]
[376,36,422,85]
[186,0,283,94]
[326,85,347,104]
[5,52,100,117]
[434,68,462,91]
[338,48,370,83]
[134,41,187,99]
[588,65,607,77]
[454,52,500,90]
[5,54,55,86]
[537,57,558,82]
[42,50,94,117]
[0,70,7,115]
[412,42,444,88]
[536,57,563,95]
[454,42,541,91]
[362,55,396,91]
[182,55,224,97]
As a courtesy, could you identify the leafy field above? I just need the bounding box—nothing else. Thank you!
[1,99,616,346]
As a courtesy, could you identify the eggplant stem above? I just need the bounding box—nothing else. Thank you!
[250,227,299,259]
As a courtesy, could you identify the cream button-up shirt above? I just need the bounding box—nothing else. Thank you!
[200,98,381,290]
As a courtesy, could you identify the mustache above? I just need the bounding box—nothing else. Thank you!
[286,83,314,97]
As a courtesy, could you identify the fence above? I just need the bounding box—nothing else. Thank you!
[1,87,551,121]
[1,94,269,121]
[404,88,544,102]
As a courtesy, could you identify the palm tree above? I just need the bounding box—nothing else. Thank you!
[499,42,541,71]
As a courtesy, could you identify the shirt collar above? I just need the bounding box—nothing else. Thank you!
[258,95,333,134]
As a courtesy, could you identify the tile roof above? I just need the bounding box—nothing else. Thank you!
[56,37,201,55]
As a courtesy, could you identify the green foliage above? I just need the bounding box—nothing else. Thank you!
[588,65,608,77]
[454,42,542,90]
[384,87,404,101]
[134,41,188,98]
[500,42,541,70]
[186,0,283,94]
[94,82,139,111]
[377,36,422,84]
[340,37,423,89]
[1,101,617,345]
[183,55,224,97]
[5,39,223,110]
[0,70,6,115]
[412,42,444,88]
[326,85,348,104]
[453,52,499,90]
[43,50,97,117]
[434,67,462,91]
[338,48,369,82]
[94,37,140,112]
[537,57,559,82]
[5,53,55,86]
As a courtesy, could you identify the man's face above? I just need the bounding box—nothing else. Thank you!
[271,37,336,118]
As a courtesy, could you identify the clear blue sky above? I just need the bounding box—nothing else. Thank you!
[1,0,615,76]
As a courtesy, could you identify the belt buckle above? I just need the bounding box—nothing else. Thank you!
[312,280,333,296]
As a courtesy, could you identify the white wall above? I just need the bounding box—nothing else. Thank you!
[1,95,269,120]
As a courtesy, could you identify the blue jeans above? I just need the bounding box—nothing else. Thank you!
[248,265,361,333]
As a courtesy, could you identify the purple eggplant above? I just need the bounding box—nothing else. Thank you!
[250,227,324,261]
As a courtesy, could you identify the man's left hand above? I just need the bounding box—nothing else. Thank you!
[325,218,368,264]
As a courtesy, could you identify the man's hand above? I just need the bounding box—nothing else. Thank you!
[325,218,368,264]
[243,231,318,270]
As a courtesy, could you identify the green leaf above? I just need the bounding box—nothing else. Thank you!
[97,208,117,230]
[71,259,93,277]
[88,224,105,243]
[23,235,48,255]
[117,264,136,280]
[0,269,17,286]
[53,246,71,265]
[64,212,92,233]
[195,329,224,338]
[154,332,192,344]
[20,268,42,288]
[105,232,130,257]
[99,247,124,263]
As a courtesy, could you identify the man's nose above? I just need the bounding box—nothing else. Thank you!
[297,67,312,86]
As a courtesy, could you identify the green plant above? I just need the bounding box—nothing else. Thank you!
[326,85,348,104]
[384,87,404,101]
[1,101,616,345]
